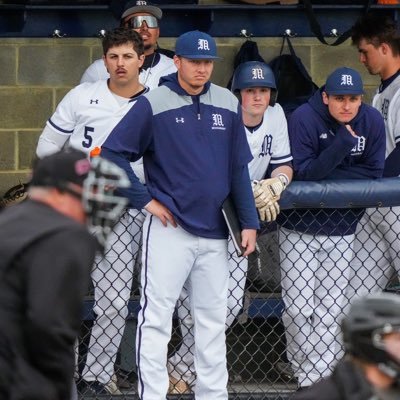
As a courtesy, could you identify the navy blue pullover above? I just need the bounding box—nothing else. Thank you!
[279,87,386,236]
[102,73,259,239]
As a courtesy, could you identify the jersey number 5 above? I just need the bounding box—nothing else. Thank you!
[82,126,94,148]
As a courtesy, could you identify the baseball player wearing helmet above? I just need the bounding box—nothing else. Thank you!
[279,67,386,388]
[294,293,400,400]
[0,149,128,400]
[36,28,147,395]
[347,15,400,306]
[101,30,259,400]
[167,61,293,393]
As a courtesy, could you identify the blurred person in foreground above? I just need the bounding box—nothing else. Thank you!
[0,149,129,400]
[294,292,400,400]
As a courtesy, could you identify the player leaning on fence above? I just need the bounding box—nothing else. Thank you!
[347,14,400,303]
[101,30,259,400]
[278,67,386,389]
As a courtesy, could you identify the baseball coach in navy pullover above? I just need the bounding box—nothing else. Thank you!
[101,30,259,400]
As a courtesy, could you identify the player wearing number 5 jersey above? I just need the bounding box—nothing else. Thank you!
[36,28,147,395]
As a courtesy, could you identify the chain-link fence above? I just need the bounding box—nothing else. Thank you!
[76,179,400,399]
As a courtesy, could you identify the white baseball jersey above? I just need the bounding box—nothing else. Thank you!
[80,53,176,90]
[372,74,400,158]
[78,53,176,182]
[36,80,148,182]
[246,103,292,180]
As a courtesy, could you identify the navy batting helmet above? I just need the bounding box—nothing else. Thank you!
[231,61,277,105]
[342,293,400,380]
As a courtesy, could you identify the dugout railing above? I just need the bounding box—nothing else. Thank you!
[77,177,400,399]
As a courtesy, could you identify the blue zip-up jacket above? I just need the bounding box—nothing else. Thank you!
[102,72,259,239]
[279,87,385,236]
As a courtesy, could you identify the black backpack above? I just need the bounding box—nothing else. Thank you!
[269,36,318,119]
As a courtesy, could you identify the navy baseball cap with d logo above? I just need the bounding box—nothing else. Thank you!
[175,30,220,60]
[324,67,364,96]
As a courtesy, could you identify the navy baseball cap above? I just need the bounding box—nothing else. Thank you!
[121,1,162,20]
[30,149,91,190]
[175,30,220,60]
[325,67,364,96]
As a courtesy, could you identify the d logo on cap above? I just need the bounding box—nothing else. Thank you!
[175,30,220,60]
[324,67,364,96]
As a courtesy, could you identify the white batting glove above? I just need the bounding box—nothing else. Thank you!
[258,201,280,222]
[252,174,289,209]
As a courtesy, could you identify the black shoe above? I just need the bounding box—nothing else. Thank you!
[228,372,243,384]
[276,361,298,382]
[77,379,109,395]
[116,370,137,390]
[297,385,310,392]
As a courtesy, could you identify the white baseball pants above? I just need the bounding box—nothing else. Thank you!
[167,238,247,385]
[82,210,145,384]
[136,214,229,400]
[279,227,354,387]
[346,206,400,305]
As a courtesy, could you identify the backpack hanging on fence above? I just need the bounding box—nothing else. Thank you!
[269,35,318,119]
[226,39,266,90]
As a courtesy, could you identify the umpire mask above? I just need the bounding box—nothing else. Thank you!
[82,157,130,250]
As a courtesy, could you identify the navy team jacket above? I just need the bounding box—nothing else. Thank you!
[102,72,259,239]
[279,87,386,236]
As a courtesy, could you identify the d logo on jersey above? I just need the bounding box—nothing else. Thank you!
[259,134,272,157]
[351,136,366,156]
[381,99,389,121]
[212,113,225,131]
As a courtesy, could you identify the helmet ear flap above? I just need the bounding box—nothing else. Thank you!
[234,89,242,104]
[270,89,277,107]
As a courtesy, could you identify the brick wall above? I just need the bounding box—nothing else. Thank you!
[0,36,379,196]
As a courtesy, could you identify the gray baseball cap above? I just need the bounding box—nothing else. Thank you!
[121,1,162,20]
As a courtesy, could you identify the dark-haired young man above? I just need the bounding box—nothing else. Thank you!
[36,27,147,395]
[349,13,400,305]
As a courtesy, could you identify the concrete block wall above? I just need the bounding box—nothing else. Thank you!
[0,36,379,197]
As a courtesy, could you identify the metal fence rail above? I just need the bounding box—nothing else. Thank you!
[76,178,400,399]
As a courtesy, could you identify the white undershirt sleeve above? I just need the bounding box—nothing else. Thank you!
[36,125,70,158]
